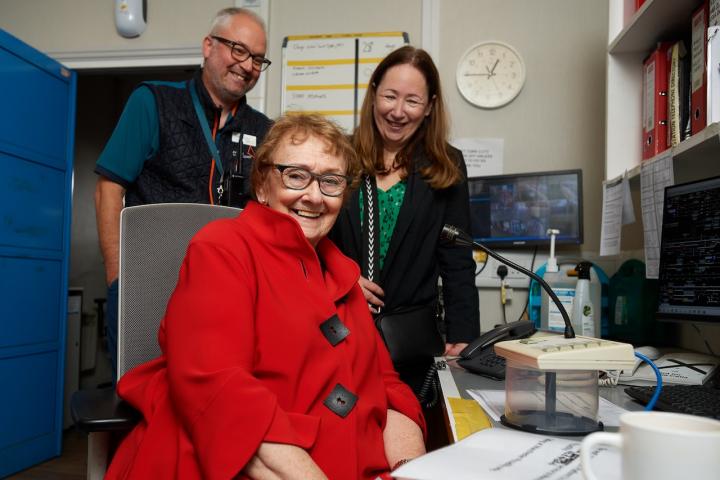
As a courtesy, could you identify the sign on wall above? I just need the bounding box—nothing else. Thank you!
[281,32,409,132]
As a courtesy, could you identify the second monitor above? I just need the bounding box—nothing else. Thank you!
[468,169,583,248]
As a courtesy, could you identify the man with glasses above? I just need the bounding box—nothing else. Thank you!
[94,7,272,380]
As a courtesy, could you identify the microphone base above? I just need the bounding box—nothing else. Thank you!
[500,411,603,436]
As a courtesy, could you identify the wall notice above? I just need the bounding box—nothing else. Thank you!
[282,32,408,132]
[451,137,504,177]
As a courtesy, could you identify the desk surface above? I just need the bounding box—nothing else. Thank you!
[437,358,644,442]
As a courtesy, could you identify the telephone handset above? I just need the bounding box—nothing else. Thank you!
[460,319,537,360]
[457,320,536,379]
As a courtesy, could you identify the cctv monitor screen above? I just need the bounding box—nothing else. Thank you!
[467,169,583,247]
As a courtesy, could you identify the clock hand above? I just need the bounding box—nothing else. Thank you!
[489,59,500,76]
[464,72,491,77]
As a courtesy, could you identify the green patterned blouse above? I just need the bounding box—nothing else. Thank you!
[359,181,407,271]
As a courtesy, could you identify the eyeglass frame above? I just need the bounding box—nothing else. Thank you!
[210,35,272,71]
[372,82,432,112]
[375,92,429,111]
[273,164,351,197]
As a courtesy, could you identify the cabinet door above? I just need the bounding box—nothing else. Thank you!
[0,29,76,476]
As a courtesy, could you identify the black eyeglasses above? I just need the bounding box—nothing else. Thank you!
[274,164,350,197]
[211,35,272,71]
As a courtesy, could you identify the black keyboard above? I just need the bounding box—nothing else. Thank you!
[625,385,720,419]
[457,350,507,380]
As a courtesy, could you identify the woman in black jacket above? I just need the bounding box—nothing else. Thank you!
[331,46,479,392]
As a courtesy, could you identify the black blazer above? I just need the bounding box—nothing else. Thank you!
[330,146,480,343]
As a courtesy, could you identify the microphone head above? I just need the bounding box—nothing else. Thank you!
[440,224,459,243]
[441,224,473,247]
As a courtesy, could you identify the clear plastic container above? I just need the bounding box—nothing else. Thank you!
[502,360,602,435]
[540,262,602,338]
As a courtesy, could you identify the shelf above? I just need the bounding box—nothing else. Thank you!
[607,122,720,183]
[673,121,720,161]
[609,0,704,54]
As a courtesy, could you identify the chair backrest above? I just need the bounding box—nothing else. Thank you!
[117,203,241,378]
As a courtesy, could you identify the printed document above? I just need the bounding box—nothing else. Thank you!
[451,137,503,177]
[640,152,674,278]
[393,428,619,480]
[599,177,624,256]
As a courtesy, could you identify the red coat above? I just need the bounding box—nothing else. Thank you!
[106,202,425,480]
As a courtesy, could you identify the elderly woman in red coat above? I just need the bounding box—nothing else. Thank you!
[105,114,426,480]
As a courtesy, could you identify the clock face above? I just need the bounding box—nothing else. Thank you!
[456,41,526,109]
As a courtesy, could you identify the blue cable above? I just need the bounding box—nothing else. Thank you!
[634,352,663,410]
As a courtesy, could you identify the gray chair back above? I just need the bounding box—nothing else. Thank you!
[117,203,241,378]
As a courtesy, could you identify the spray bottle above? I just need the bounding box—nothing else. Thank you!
[571,261,596,337]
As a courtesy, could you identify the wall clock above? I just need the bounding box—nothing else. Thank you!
[456,41,526,109]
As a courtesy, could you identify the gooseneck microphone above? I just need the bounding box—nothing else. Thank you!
[441,224,575,339]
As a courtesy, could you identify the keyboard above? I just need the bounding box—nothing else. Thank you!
[457,350,507,380]
[625,385,720,419]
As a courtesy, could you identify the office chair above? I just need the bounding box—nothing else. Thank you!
[71,203,241,480]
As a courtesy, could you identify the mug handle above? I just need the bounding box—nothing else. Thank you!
[580,432,621,480]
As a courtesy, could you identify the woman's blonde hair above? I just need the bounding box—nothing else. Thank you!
[354,46,461,189]
[251,114,360,200]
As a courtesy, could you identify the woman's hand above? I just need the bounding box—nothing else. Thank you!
[241,442,327,480]
[358,276,385,313]
[444,342,468,357]
[382,409,426,470]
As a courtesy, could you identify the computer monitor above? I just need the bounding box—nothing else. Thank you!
[656,175,720,324]
[467,169,583,247]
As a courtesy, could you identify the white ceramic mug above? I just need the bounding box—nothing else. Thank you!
[580,411,720,480]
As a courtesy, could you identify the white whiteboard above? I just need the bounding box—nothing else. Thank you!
[281,32,409,132]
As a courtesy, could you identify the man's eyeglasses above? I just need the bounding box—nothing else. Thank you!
[274,164,350,197]
[211,35,272,71]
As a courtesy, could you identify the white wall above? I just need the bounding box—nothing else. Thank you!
[435,0,610,331]
[0,0,615,336]
[0,0,225,52]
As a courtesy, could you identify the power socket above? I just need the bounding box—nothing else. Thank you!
[475,250,549,288]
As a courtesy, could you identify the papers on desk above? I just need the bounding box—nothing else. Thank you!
[393,428,620,480]
[618,351,720,386]
[467,389,627,427]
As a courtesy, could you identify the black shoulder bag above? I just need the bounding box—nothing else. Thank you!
[361,175,445,367]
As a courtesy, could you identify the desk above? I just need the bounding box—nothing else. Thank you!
[437,358,644,443]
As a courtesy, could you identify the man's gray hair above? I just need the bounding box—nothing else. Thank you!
[209,7,266,35]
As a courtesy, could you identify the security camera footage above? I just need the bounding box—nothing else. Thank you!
[468,170,583,247]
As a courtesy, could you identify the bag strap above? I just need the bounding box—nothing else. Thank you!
[361,175,380,283]
[189,78,224,174]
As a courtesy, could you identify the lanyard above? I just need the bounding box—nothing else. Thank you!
[189,78,224,174]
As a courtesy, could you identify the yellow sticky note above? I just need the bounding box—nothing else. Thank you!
[448,397,493,440]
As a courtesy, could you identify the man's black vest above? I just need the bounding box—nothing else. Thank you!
[125,70,271,208]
